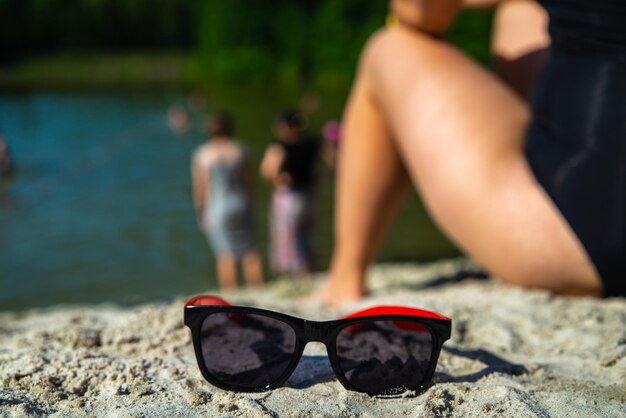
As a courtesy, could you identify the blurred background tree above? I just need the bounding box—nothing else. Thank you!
[0,0,195,61]
[0,0,493,87]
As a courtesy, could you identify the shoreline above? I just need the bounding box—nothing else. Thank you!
[0,53,351,93]
[1,259,625,417]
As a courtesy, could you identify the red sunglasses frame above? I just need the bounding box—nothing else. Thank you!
[184,295,452,396]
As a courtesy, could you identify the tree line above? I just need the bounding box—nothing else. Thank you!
[0,0,491,83]
[0,0,195,59]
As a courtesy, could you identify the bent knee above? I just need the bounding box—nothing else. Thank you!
[358,27,477,107]
[356,29,392,81]
[357,28,435,87]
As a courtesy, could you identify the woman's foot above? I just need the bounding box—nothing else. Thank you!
[242,251,264,287]
[306,270,366,308]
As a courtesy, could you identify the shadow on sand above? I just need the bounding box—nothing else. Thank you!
[438,346,528,383]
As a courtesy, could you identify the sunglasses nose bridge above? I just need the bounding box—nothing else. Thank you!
[302,320,331,343]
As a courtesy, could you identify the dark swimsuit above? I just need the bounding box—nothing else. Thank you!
[277,137,319,192]
[525,0,626,297]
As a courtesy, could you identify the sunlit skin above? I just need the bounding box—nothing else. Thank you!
[390,0,462,34]
[260,120,301,189]
[492,0,550,99]
[314,0,602,307]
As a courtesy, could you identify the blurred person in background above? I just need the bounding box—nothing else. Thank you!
[192,112,264,290]
[0,131,14,178]
[261,109,320,277]
[314,0,626,306]
[321,120,342,171]
[167,105,192,135]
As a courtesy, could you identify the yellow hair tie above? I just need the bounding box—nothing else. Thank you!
[386,13,399,27]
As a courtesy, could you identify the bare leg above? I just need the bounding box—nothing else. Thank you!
[317,24,601,306]
[318,3,550,307]
[364,27,600,296]
[216,254,237,290]
[319,66,412,306]
[242,251,264,287]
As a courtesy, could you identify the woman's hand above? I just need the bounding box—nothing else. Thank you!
[260,144,284,182]
[390,0,462,35]
[274,172,292,188]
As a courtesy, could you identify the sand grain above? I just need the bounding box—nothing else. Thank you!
[1,259,625,417]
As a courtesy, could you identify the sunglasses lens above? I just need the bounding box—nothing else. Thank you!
[200,312,297,389]
[336,320,434,395]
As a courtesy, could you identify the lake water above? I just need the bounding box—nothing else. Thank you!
[0,89,458,310]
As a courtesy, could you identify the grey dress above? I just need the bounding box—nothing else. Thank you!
[203,160,255,256]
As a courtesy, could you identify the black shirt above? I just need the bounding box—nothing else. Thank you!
[277,137,319,191]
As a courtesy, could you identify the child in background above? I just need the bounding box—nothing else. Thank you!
[0,131,14,177]
[261,110,320,276]
[321,120,341,171]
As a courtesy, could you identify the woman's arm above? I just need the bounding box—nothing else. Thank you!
[391,0,527,34]
[390,0,462,34]
[464,0,537,8]
[260,144,285,183]
[463,0,511,8]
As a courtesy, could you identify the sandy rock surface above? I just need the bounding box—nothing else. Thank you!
[1,259,625,417]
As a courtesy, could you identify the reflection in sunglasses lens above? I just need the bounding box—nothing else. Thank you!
[200,313,297,388]
[336,320,433,395]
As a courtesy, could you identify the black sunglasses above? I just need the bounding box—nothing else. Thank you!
[184,295,451,396]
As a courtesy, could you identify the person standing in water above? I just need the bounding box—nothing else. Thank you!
[261,110,320,276]
[191,112,264,290]
[321,120,342,172]
[0,131,14,178]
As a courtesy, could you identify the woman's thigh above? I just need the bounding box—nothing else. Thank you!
[362,27,601,295]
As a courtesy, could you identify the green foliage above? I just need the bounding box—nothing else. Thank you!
[0,0,494,86]
[313,1,386,77]
[195,0,388,84]
[448,9,495,66]
[0,0,196,63]
[196,1,493,84]
[197,0,286,81]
